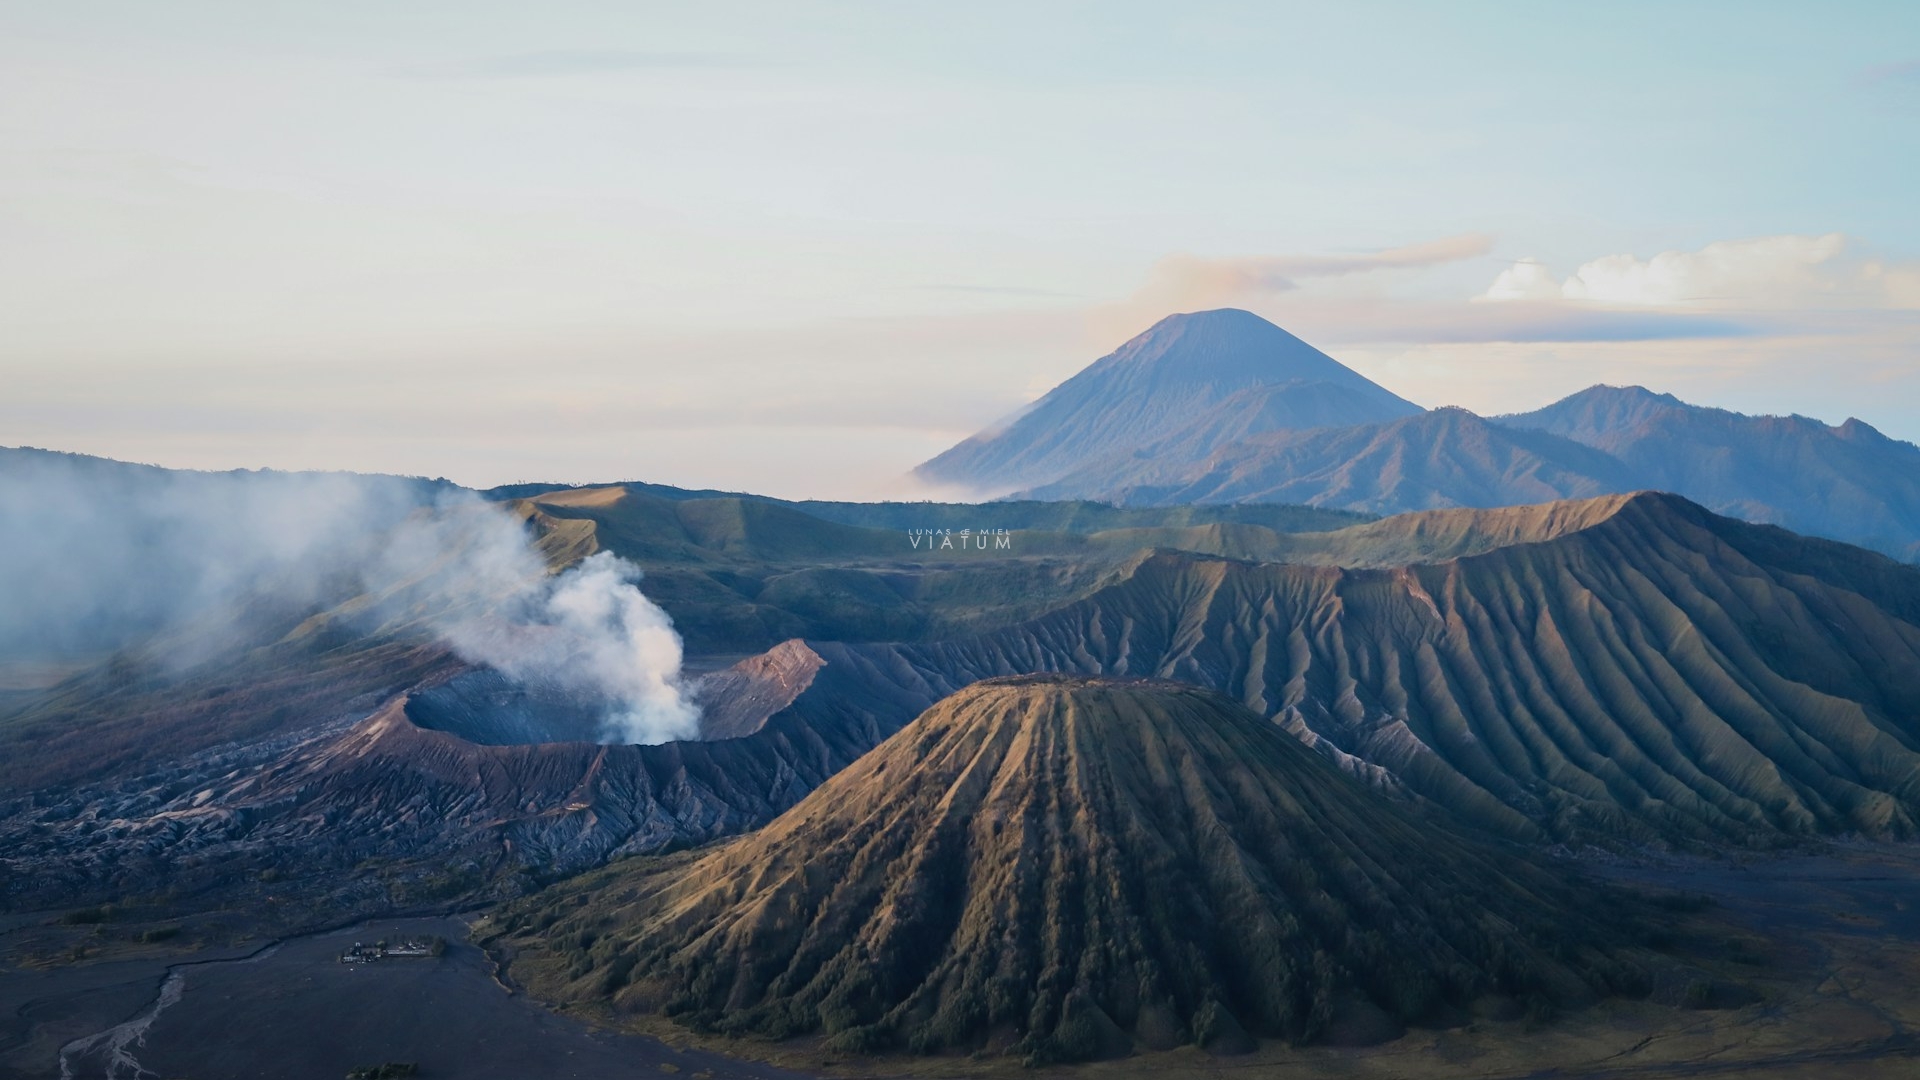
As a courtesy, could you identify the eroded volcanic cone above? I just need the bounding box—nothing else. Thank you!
[497,676,1644,1061]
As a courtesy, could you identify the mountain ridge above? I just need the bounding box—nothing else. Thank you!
[779,490,1920,847]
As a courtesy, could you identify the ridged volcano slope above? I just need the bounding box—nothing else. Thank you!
[496,677,1643,1061]
[796,492,1920,846]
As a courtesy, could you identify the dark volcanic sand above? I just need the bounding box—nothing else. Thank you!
[56,917,814,1080]
[1588,843,1920,942]
[30,845,1920,1079]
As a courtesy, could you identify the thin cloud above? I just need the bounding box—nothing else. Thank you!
[1117,233,1493,321]
[913,284,1084,299]
[1864,59,1920,85]
[1282,298,1758,346]
[1248,233,1497,280]
[395,50,757,80]
[1376,305,1757,344]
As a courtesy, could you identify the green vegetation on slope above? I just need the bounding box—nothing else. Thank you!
[507,486,1371,652]
[507,485,1601,653]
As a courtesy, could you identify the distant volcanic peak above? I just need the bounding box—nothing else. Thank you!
[1567,384,1689,407]
[916,308,1420,493]
[1382,403,1479,435]
[1509,385,1907,441]
[1122,307,1314,362]
[1496,384,1701,446]
[1101,308,1407,398]
[1149,306,1276,330]
[515,677,1645,1060]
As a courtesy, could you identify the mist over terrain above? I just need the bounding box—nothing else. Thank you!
[0,448,697,744]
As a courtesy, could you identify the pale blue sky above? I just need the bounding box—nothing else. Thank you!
[3,2,1916,496]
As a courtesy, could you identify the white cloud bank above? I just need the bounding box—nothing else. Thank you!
[1480,233,1919,309]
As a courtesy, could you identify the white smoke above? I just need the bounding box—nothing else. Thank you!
[427,551,699,744]
[0,447,699,744]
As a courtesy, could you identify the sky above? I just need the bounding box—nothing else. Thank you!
[2,1,1917,498]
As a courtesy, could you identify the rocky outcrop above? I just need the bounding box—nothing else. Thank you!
[689,640,826,740]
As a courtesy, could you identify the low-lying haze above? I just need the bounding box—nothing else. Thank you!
[0,450,698,743]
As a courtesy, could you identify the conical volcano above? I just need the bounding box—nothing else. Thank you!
[915,309,1422,493]
[497,676,1644,1061]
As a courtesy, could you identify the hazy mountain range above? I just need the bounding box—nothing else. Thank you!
[917,309,1920,560]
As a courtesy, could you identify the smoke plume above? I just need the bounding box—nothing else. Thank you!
[0,447,699,744]
[419,549,699,744]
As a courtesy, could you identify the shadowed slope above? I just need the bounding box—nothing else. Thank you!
[496,677,1643,1061]
[1496,384,1690,446]
[796,493,1920,846]
[1022,406,1631,510]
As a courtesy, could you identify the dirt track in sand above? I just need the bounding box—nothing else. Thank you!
[21,847,1920,1080]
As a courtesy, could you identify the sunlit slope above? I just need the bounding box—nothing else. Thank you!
[495,677,1642,1061]
[817,492,1920,845]
[1080,493,1645,568]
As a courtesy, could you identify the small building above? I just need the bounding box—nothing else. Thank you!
[339,937,440,963]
